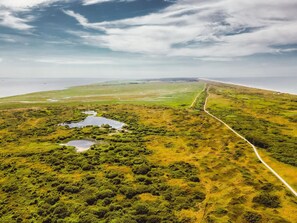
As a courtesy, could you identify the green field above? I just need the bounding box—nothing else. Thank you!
[0,80,296,223]
[0,81,205,109]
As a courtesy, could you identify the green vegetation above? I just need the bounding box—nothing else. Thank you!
[252,193,281,208]
[0,81,296,222]
[192,86,207,111]
[207,83,297,166]
[206,83,297,191]
[0,81,205,109]
[243,212,262,223]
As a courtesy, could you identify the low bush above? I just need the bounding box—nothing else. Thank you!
[97,189,116,199]
[252,193,280,208]
[132,164,151,175]
[244,211,262,223]
[134,203,150,215]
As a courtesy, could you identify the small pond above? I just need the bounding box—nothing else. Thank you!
[63,140,95,152]
[61,111,125,130]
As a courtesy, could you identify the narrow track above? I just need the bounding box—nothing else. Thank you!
[190,84,206,108]
[197,85,297,197]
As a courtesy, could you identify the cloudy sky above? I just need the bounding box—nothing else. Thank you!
[0,0,297,78]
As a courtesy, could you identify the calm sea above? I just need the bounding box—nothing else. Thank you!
[207,76,297,95]
[0,76,296,98]
[0,78,108,98]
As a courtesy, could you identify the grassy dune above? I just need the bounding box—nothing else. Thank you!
[0,80,296,223]
[206,82,297,190]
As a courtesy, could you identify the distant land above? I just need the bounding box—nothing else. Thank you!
[207,76,297,95]
[0,78,108,98]
[0,76,296,99]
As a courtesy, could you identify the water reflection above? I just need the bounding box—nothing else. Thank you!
[61,111,125,129]
[63,140,95,152]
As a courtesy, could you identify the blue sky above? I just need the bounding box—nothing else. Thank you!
[0,0,297,78]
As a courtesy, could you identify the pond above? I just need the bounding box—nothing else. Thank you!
[61,111,125,129]
[63,140,96,152]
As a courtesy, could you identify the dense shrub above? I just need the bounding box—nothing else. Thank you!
[78,212,98,223]
[45,195,59,205]
[260,183,274,192]
[109,216,137,223]
[2,184,18,192]
[189,176,200,182]
[85,195,98,205]
[97,189,116,199]
[132,164,151,175]
[168,161,199,181]
[51,203,70,218]
[136,176,153,185]
[120,187,138,199]
[134,203,150,215]
[64,185,80,193]
[244,211,262,223]
[252,193,280,208]
[93,207,108,218]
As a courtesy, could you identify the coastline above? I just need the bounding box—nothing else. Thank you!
[0,78,108,99]
[200,78,297,96]
[1,78,296,100]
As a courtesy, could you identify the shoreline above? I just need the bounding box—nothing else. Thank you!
[0,78,108,99]
[1,78,296,99]
[200,78,297,96]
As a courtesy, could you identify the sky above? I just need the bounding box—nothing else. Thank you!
[0,0,297,79]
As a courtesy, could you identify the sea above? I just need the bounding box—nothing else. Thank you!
[0,78,108,98]
[0,76,296,98]
[207,76,297,95]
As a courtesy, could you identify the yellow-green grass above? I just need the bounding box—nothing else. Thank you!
[206,82,297,192]
[0,81,205,109]
[0,81,296,222]
[127,105,297,222]
[258,149,297,189]
[206,83,297,138]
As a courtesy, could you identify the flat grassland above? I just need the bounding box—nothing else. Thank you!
[0,81,204,108]
[0,80,296,223]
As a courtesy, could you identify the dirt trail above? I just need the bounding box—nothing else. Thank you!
[195,85,297,197]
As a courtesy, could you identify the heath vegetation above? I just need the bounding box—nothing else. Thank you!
[0,81,296,222]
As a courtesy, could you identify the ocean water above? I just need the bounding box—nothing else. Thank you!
[1,76,296,98]
[208,76,297,95]
[0,78,107,98]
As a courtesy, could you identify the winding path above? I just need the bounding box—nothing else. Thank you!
[190,84,206,108]
[198,85,297,197]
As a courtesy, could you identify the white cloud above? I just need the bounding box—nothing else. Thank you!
[0,0,60,11]
[82,0,135,6]
[64,0,297,59]
[279,48,297,53]
[0,10,33,30]
[22,57,115,65]
[0,1,50,30]
[0,0,135,9]
[63,10,106,31]
[0,58,2,62]
[0,0,65,30]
